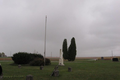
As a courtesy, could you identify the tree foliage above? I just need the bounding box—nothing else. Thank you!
[68,37,76,61]
[62,37,77,61]
[62,39,68,59]
[0,52,6,57]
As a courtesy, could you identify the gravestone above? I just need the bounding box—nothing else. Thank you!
[68,67,72,72]
[40,66,43,70]
[18,65,21,68]
[53,70,59,76]
[0,63,3,79]
[59,49,64,66]
[26,75,33,80]
[51,66,59,76]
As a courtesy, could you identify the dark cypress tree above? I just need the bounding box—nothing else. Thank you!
[68,37,76,61]
[62,39,68,59]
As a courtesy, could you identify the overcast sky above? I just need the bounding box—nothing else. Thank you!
[0,0,120,57]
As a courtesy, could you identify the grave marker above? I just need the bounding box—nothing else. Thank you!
[68,67,72,72]
[18,65,21,68]
[51,66,59,76]
[40,66,43,70]
[26,74,33,80]
[0,63,3,79]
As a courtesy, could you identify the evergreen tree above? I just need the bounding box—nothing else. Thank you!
[68,37,76,61]
[62,39,68,59]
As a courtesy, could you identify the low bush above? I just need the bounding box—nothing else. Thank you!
[29,53,43,59]
[12,52,33,64]
[29,58,44,66]
[12,52,51,65]
[101,57,104,60]
[29,58,51,66]
[112,58,119,61]
[12,52,44,64]
[45,58,51,65]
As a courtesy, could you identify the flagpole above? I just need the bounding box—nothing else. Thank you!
[44,15,47,66]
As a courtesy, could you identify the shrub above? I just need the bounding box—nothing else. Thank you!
[12,52,33,64]
[29,53,43,59]
[101,57,104,60]
[12,52,50,65]
[45,58,51,65]
[29,58,51,66]
[12,52,44,64]
[112,58,119,62]
[29,58,44,66]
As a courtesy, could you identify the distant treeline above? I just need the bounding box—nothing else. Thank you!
[0,52,7,57]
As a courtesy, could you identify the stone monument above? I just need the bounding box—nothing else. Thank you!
[59,49,64,66]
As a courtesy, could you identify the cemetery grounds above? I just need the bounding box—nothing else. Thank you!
[0,57,120,80]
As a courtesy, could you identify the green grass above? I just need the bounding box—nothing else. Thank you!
[1,60,120,80]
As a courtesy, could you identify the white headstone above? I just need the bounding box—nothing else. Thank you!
[59,49,64,66]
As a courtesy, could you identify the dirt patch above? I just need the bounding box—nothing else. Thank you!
[0,58,12,60]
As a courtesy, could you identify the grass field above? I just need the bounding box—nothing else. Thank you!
[0,58,120,80]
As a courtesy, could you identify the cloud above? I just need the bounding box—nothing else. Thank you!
[0,0,120,57]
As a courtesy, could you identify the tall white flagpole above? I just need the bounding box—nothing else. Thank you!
[44,15,47,66]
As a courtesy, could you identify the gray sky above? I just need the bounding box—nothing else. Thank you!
[0,0,120,57]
